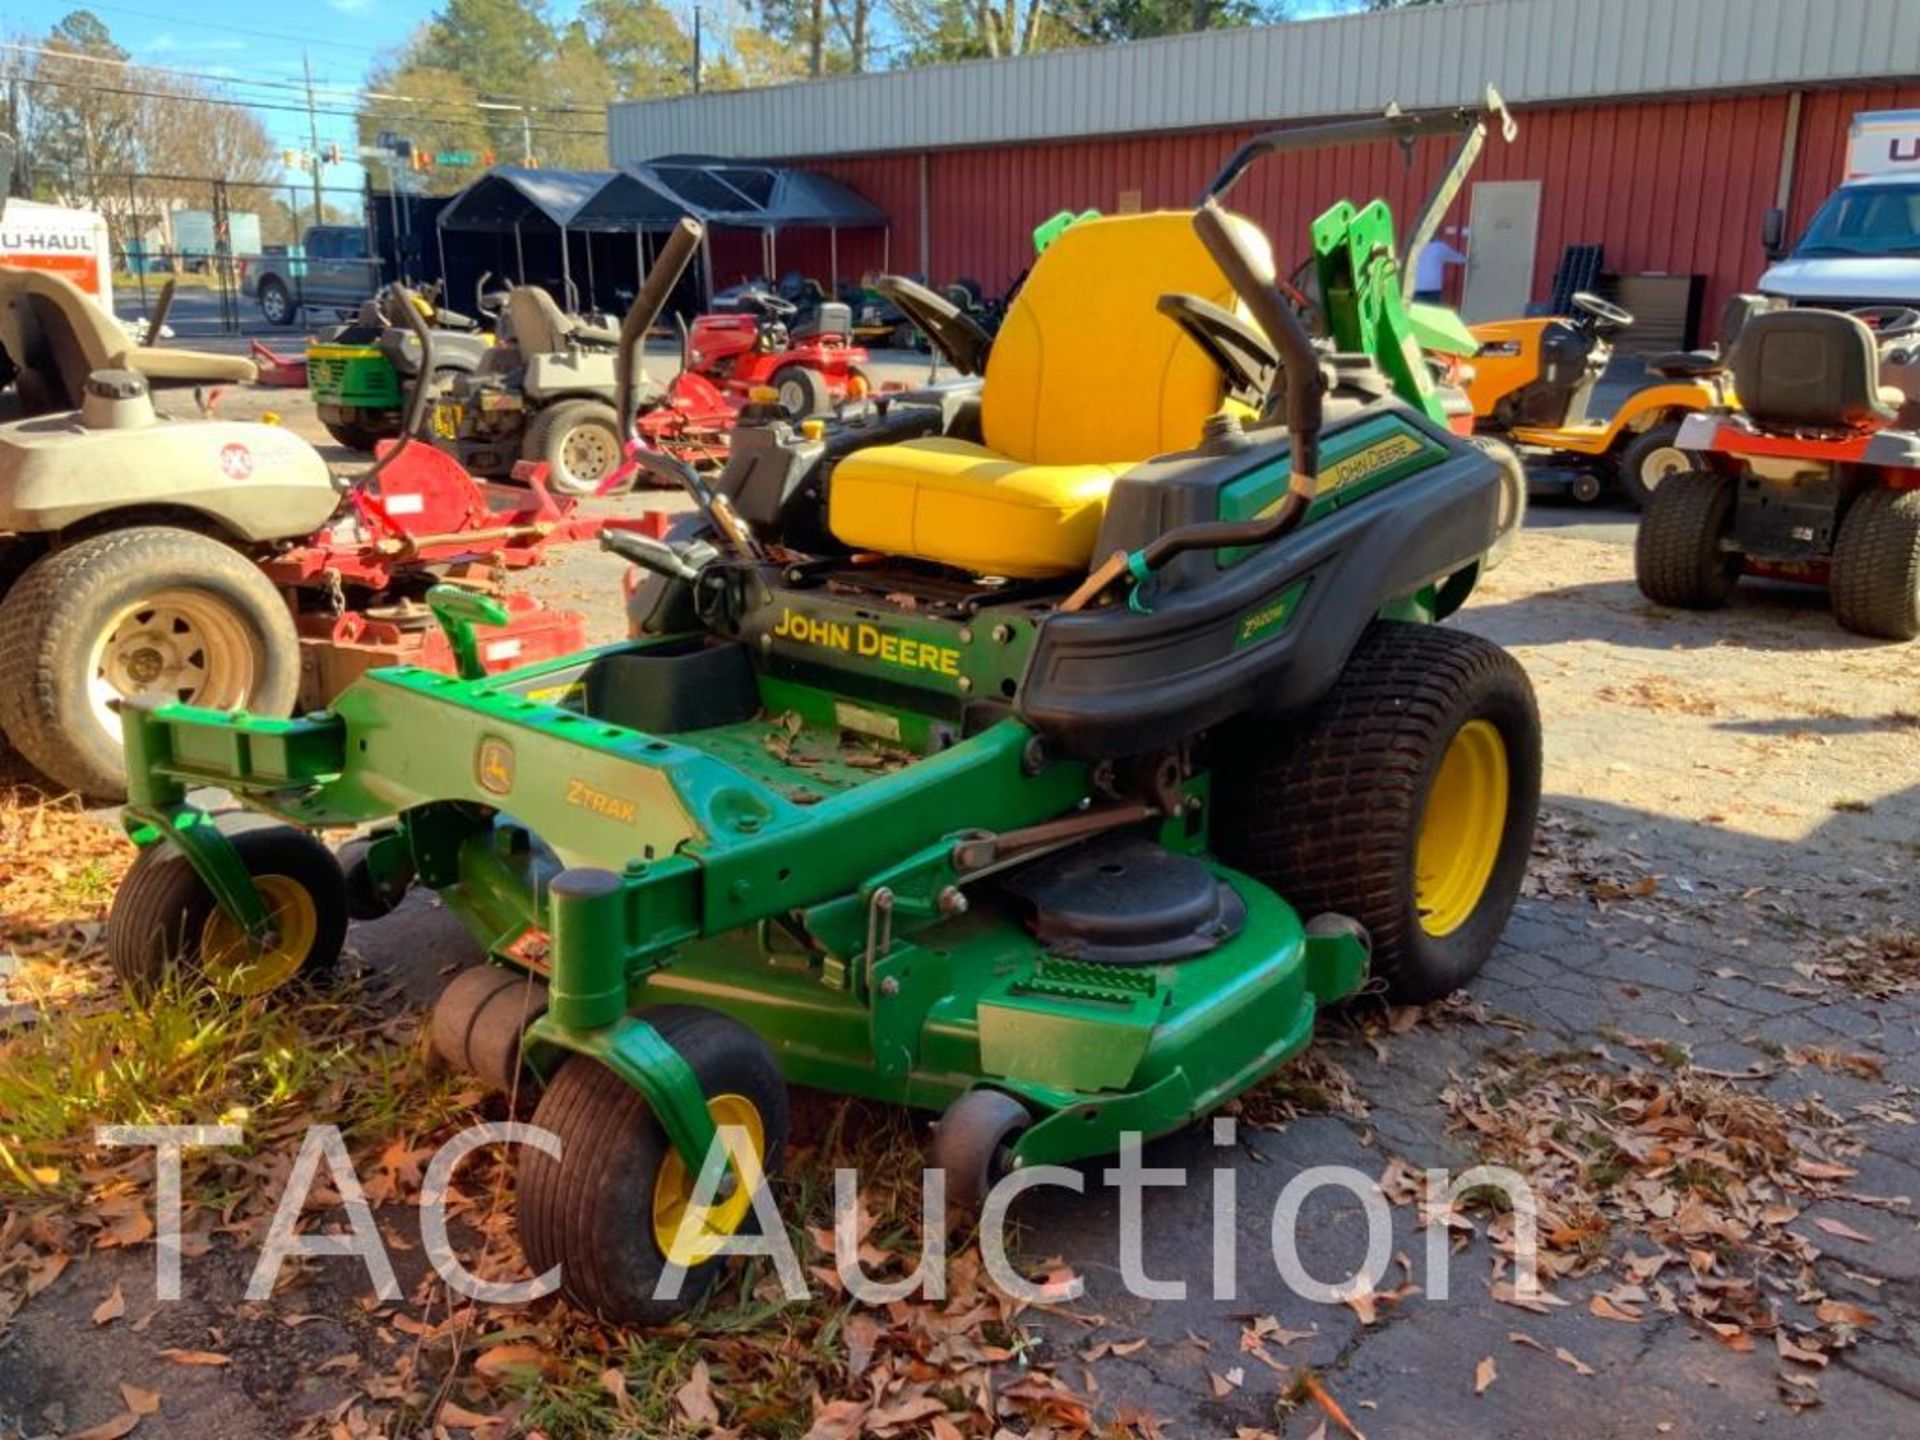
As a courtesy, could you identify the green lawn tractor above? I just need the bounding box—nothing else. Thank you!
[307,286,493,451]
[107,114,1541,1325]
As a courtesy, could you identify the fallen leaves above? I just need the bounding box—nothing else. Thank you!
[156,1349,230,1368]
[1810,1216,1875,1244]
[1552,1346,1595,1378]
[91,1280,125,1326]
[471,1344,561,1384]
[1801,928,1920,999]
[674,1359,721,1427]
[1296,1373,1366,1440]
[63,1386,163,1440]
[1473,1355,1497,1395]
[1436,1039,1884,1406]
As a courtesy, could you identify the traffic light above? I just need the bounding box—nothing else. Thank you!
[325,142,342,166]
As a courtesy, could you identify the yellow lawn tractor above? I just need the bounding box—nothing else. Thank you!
[1463,291,1780,508]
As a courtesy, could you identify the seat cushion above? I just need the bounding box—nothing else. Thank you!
[1647,348,1725,379]
[830,436,1127,578]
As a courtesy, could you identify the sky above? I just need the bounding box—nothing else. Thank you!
[11,0,1369,192]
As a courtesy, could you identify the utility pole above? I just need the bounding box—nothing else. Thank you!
[692,6,704,94]
[302,51,323,226]
[520,109,533,166]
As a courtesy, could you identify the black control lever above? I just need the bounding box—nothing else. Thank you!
[599,528,702,584]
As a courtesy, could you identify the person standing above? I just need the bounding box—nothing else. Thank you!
[1414,226,1468,304]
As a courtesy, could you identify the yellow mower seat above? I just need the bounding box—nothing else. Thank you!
[829,210,1269,578]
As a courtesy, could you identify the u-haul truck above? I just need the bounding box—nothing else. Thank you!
[0,195,114,312]
[1760,109,1920,308]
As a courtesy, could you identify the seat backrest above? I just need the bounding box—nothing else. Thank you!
[0,266,128,408]
[1717,292,1780,350]
[1732,309,1895,431]
[981,211,1267,465]
[502,285,571,356]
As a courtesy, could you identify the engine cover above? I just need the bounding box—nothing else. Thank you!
[0,411,337,540]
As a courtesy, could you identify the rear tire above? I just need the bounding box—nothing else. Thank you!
[1635,470,1742,610]
[107,824,347,999]
[1617,423,1698,510]
[0,528,300,800]
[770,364,831,419]
[519,1006,788,1325]
[1211,622,1541,1003]
[1469,435,1527,570]
[1830,487,1920,641]
[524,398,627,496]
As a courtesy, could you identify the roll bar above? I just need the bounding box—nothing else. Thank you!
[617,217,705,438]
[1201,85,1516,208]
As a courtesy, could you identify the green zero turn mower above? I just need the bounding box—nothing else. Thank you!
[107,107,1541,1325]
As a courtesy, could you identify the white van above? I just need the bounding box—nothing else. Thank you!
[1759,109,1920,308]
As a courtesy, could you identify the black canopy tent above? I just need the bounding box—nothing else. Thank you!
[575,157,891,304]
[433,159,891,313]
[432,167,616,314]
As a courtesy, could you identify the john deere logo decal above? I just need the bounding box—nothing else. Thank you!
[1314,432,1427,496]
[476,738,515,795]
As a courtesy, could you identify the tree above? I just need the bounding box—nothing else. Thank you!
[1066,0,1281,45]
[418,0,556,103]
[580,0,692,98]
[752,0,879,76]
[892,0,1065,62]
[962,0,1050,57]
[23,9,141,210]
[542,21,615,167]
[709,26,812,90]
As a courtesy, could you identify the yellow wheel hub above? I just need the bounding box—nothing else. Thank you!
[1414,719,1510,938]
[651,1093,766,1266]
[197,875,318,997]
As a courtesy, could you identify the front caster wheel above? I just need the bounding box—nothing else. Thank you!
[429,965,550,1094]
[518,1006,788,1325]
[107,824,348,999]
[931,1089,1032,1218]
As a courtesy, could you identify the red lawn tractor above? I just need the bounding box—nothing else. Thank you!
[688,288,870,418]
[1636,305,1920,641]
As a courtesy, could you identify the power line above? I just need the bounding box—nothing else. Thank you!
[8,71,611,140]
[0,41,617,116]
[43,0,403,60]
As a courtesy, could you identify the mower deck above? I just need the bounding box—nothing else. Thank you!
[123,639,1367,1168]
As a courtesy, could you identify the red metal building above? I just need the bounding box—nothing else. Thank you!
[611,0,1920,344]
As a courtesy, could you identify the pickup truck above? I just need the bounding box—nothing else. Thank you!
[241,224,382,326]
